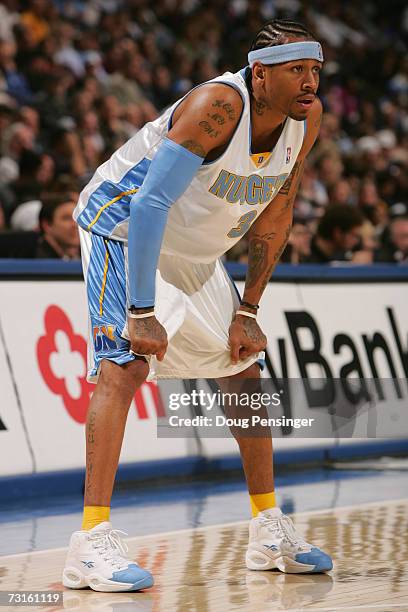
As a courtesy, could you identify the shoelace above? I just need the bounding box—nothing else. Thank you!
[261,515,308,549]
[88,529,130,568]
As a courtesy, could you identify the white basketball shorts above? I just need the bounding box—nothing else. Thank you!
[79,228,263,382]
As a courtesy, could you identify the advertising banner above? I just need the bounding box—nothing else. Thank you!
[0,277,407,477]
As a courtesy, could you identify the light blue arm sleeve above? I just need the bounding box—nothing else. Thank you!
[128,137,204,308]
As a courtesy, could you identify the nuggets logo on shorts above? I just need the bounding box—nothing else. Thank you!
[93,325,118,352]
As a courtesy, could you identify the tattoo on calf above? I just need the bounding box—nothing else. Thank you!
[86,408,97,497]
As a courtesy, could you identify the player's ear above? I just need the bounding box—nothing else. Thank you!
[253,63,266,83]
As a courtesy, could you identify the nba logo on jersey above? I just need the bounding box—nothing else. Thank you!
[286,147,292,164]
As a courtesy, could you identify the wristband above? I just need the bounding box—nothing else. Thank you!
[236,310,257,320]
[128,311,156,319]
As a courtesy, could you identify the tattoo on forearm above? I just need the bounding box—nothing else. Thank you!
[280,194,295,212]
[180,140,206,157]
[259,262,274,294]
[254,231,277,240]
[246,237,270,289]
[279,160,303,196]
[246,224,289,291]
[199,120,220,138]
[258,229,290,293]
[273,225,291,262]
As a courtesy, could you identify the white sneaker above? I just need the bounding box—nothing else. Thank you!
[62,522,154,592]
[246,507,333,573]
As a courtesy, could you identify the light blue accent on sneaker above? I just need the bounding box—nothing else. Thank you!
[112,563,154,589]
[295,547,333,572]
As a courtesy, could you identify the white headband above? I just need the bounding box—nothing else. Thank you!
[248,41,324,67]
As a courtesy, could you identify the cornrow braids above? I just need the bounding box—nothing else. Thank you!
[249,19,316,52]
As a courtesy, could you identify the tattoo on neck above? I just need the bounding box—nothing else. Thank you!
[254,98,267,116]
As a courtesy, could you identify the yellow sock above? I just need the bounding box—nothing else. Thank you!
[249,491,276,517]
[82,506,110,530]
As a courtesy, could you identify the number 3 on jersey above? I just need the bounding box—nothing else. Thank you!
[227,210,258,238]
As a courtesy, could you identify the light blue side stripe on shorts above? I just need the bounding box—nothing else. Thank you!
[77,157,151,237]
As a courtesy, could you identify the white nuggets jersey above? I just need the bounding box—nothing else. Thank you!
[74,69,306,263]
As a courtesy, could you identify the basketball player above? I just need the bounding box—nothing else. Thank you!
[63,20,332,592]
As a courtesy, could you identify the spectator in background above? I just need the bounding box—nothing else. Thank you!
[35,194,80,259]
[306,205,364,264]
[281,221,312,264]
[376,216,408,264]
[11,149,54,211]
[0,0,406,267]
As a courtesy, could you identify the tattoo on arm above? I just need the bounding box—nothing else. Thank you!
[273,225,291,262]
[212,99,236,121]
[245,237,270,289]
[180,140,206,157]
[259,225,291,292]
[207,112,226,125]
[181,98,239,156]
[278,160,305,212]
[242,316,266,344]
[135,318,165,341]
[246,224,292,296]
[199,120,220,138]
[279,160,303,196]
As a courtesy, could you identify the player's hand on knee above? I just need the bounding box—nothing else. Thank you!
[229,314,267,364]
[128,316,168,361]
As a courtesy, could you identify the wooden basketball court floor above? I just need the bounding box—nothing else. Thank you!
[0,498,407,611]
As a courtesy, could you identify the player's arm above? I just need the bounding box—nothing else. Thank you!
[229,98,322,364]
[127,84,243,359]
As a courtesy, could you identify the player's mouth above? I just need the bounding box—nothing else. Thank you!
[296,96,314,110]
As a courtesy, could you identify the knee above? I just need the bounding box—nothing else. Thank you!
[98,358,149,396]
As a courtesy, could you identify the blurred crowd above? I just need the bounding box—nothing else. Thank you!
[0,0,407,263]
